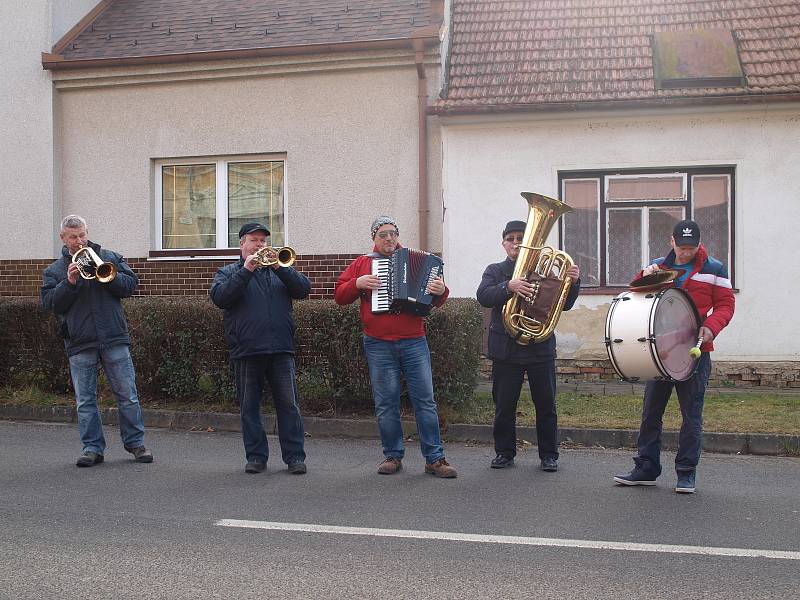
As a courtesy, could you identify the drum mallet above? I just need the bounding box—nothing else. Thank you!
[688,337,703,359]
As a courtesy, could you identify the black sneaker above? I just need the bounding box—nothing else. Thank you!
[675,472,696,494]
[76,451,104,468]
[124,445,153,463]
[541,457,558,472]
[613,469,657,486]
[245,462,266,474]
[490,454,514,469]
[288,462,307,475]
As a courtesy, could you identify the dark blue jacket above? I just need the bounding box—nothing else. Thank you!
[209,259,311,360]
[476,257,581,364]
[40,242,139,357]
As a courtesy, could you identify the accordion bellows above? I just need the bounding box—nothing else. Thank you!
[371,248,444,316]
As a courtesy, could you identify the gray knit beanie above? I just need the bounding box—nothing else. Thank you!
[371,215,399,239]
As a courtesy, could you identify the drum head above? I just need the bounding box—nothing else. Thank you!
[651,288,701,381]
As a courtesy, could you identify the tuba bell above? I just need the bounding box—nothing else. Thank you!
[71,245,117,283]
[253,246,296,268]
[502,192,575,345]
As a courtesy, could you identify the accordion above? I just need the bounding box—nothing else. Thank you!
[371,248,444,316]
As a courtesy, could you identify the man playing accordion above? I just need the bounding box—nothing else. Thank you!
[334,216,457,478]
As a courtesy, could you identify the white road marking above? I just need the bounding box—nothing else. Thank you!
[215,519,800,561]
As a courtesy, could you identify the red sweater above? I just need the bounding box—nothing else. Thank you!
[334,248,449,340]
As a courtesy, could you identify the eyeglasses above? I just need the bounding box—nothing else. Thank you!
[376,231,398,239]
[504,235,524,243]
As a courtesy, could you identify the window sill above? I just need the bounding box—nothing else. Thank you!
[579,286,739,295]
[148,249,240,260]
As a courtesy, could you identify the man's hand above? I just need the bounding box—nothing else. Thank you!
[699,326,715,343]
[566,264,580,282]
[508,277,534,299]
[426,276,445,296]
[67,262,80,285]
[356,274,382,290]
[642,264,660,277]
[244,254,260,272]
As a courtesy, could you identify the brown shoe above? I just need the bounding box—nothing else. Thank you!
[425,458,457,478]
[377,457,402,475]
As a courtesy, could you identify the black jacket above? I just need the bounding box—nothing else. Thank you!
[40,242,139,356]
[476,257,581,364]
[209,259,311,360]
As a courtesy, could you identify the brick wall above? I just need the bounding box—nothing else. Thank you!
[0,254,361,299]
[479,357,800,389]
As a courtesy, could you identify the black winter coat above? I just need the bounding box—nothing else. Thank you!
[209,259,311,360]
[40,242,139,357]
[476,257,581,364]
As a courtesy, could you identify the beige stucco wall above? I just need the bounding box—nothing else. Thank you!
[52,50,443,259]
[0,0,97,260]
[441,105,800,361]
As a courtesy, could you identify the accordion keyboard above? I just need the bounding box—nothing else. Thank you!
[371,257,391,313]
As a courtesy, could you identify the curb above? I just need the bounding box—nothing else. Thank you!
[1,404,798,456]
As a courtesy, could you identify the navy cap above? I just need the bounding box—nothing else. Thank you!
[672,219,700,247]
[502,220,527,238]
[238,222,270,239]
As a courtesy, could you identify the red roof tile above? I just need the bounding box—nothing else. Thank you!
[50,0,440,65]
[435,0,800,113]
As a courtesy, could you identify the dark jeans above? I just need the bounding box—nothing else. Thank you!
[634,352,712,477]
[492,359,558,460]
[232,353,306,465]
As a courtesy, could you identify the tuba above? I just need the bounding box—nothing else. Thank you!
[72,245,117,283]
[502,192,574,345]
[253,246,296,268]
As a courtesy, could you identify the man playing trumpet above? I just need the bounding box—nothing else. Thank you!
[40,215,153,467]
[210,223,310,475]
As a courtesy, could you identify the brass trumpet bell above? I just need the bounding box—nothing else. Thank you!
[253,246,296,268]
[72,245,117,283]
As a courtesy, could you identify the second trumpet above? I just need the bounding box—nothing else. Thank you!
[253,246,296,268]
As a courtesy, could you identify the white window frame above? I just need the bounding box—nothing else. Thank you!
[604,205,687,287]
[154,154,288,252]
[605,172,687,203]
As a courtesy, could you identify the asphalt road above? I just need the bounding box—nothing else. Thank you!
[1,421,798,599]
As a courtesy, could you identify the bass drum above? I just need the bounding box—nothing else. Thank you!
[605,287,701,382]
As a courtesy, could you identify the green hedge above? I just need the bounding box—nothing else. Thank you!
[0,296,483,413]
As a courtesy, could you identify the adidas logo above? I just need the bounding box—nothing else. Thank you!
[682,227,693,237]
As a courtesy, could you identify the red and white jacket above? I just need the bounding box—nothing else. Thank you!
[634,244,735,352]
[334,246,449,341]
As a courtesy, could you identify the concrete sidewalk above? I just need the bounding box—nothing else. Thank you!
[1,403,797,457]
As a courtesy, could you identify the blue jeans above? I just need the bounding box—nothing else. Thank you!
[634,352,712,477]
[68,344,145,454]
[232,353,306,465]
[362,335,444,464]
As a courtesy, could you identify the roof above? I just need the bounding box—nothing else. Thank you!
[44,0,443,69]
[433,0,800,114]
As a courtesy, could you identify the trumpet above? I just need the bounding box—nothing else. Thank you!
[72,245,117,283]
[253,246,296,268]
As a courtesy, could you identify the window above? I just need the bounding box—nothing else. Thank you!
[155,156,285,251]
[559,167,734,288]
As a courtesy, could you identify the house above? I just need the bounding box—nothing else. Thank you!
[2,0,445,299]
[3,0,799,385]
[432,0,800,384]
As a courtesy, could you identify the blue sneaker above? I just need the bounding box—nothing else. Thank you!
[675,471,696,494]
[613,469,657,486]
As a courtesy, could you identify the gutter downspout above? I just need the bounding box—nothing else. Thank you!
[412,38,429,251]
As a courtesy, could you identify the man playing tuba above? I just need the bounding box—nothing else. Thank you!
[477,219,580,473]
